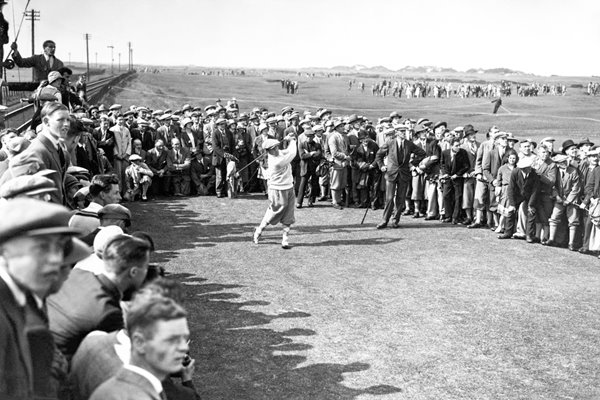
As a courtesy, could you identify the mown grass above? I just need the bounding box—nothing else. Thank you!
[116,72,600,400]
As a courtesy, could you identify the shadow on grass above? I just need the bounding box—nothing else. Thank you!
[170,272,402,400]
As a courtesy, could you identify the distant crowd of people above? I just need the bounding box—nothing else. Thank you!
[350,79,571,99]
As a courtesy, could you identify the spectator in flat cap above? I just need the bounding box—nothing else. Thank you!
[47,234,151,360]
[11,39,64,82]
[79,204,132,246]
[110,114,132,196]
[93,116,116,165]
[0,173,57,200]
[69,174,122,236]
[168,138,191,196]
[0,199,80,399]
[125,154,153,201]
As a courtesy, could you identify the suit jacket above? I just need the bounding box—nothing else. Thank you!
[167,148,191,173]
[12,52,64,82]
[440,148,470,177]
[507,168,539,208]
[211,128,234,166]
[584,165,600,205]
[47,269,124,359]
[23,133,69,205]
[482,145,505,183]
[298,139,322,176]
[180,128,203,153]
[0,278,33,400]
[130,128,156,152]
[111,125,132,159]
[555,166,581,204]
[145,148,171,175]
[93,127,116,162]
[375,138,426,182]
[90,367,161,400]
[328,131,350,169]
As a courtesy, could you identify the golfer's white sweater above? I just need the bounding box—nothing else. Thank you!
[267,142,297,190]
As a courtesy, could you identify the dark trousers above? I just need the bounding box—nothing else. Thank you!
[297,170,319,206]
[505,200,536,237]
[443,178,464,220]
[382,178,409,223]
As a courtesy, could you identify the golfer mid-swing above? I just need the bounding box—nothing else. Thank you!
[253,133,297,249]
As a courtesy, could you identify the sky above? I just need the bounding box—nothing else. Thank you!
[10,0,600,77]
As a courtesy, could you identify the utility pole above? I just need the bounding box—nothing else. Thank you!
[25,9,40,81]
[118,52,121,72]
[107,45,114,74]
[128,42,131,71]
[84,33,91,82]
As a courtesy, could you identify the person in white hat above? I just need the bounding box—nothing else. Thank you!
[253,131,298,249]
[125,154,153,201]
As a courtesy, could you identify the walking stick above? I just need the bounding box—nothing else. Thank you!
[360,205,369,224]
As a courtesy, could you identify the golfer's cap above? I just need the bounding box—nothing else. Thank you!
[262,138,280,150]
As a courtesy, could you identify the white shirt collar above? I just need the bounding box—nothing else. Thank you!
[114,329,131,364]
[0,268,27,307]
[124,364,163,395]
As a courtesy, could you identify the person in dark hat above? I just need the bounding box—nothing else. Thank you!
[212,118,234,197]
[328,120,351,209]
[253,132,298,249]
[375,124,426,228]
[296,129,322,208]
[0,199,81,399]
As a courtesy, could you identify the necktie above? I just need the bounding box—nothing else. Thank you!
[58,145,66,168]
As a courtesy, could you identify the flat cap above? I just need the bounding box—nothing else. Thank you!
[98,204,132,226]
[0,199,80,244]
[262,138,280,150]
[540,137,556,143]
[47,71,63,84]
[181,104,192,111]
[129,154,143,162]
[0,175,57,199]
[109,104,122,111]
[180,117,192,127]
[389,111,402,119]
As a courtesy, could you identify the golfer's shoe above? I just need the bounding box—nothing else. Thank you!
[253,229,261,244]
[281,237,290,249]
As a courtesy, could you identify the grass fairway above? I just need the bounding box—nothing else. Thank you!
[129,195,600,400]
[108,70,600,146]
[112,71,600,399]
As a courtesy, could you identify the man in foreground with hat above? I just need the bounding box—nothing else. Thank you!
[253,131,298,249]
[0,198,81,399]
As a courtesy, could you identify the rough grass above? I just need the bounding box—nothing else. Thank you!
[106,70,600,147]
[128,196,600,400]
